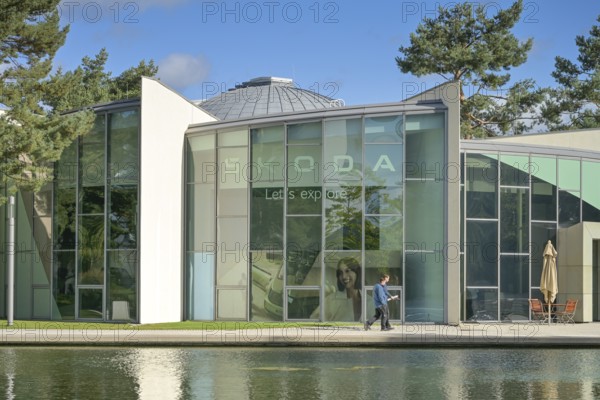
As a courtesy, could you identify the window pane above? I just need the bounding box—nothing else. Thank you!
[216,217,247,286]
[364,115,403,143]
[286,216,321,286]
[187,184,215,252]
[287,289,320,319]
[78,215,105,285]
[107,250,137,322]
[365,144,402,186]
[218,147,248,215]
[365,186,402,215]
[54,188,76,249]
[466,220,498,286]
[320,253,362,322]
[500,187,529,253]
[323,118,362,184]
[500,255,529,321]
[187,134,215,184]
[466,288,498,321]
[251,251,284,321]
[466,153,498,219]
[79,288,103,319]
[559,190,581,228]
[217,289,247,319]
[583,161,600,222]
[530,222,556,287]
[532,175,557,221]
[53,251,76,320]
[109,109,139,184]
[287,145,322,215]
[108,185,137,249]
[365,216,402,251]
[288,121,321,145]
[365,250,402,286]
[218,128,248,147]
[405,113,444,179]
[404,252,444,323]
[250,186,283,250]
[325,185,362,250]
[558,158,580,191]
[251,126,284,182]
[406,180,443,246]
[500,154,529,187]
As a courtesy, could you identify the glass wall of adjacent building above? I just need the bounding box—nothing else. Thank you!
[0,105,140,322]
[186,110,447,322]
[461,151,600,321]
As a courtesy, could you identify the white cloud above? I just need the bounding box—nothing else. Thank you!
[157,53,210,89]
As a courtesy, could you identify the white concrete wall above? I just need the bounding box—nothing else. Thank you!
[484,128,600,152]
[139,77,216,323]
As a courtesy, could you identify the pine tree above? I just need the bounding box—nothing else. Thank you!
[396,0,544,137]
[1,1,94,204]
[543,16,600,130]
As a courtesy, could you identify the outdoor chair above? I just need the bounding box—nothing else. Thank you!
[555,299,578,324]
[529,299,549,323]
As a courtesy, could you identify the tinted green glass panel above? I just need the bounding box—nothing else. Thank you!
[323,118,362,185]
[500,255,529,321]
[405,113,444,180]
[365,186,402,215]
[364,115,403,143]
[325,185,362,250]
[466,153,498,219]
[251,187,283,250]
[187,134,215,184]
[466,288,498,321]
[54,188,76,249]
[250,251,284,321]
[500,154,529,187]
[251,126,284,182]
[365,144,402,186]
[583,161,600,222]
[406,180,443,246]
[287,289,320,319]
[559,190,581,228]
[500,187,529,253]
[288,121,321,145]
[79,288,103,319]
[466,220,498,286]
[405,251,444,322]
[559,158,580,190]
[187,183,215,252]
[530,222,556,287]
[365,216,402,251]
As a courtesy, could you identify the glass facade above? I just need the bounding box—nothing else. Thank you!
[0,106,140,321]
[461,151,600,321]
[186,111,447,322]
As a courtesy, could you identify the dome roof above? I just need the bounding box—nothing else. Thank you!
[197,77,341,120]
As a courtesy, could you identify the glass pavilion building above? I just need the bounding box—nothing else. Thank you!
[1,77,600,324]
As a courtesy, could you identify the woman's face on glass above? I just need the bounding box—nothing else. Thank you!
[338,262,357,290]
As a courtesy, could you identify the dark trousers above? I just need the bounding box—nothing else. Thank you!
[367,304,390,330]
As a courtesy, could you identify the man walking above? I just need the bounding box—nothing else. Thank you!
[365,274,397,331]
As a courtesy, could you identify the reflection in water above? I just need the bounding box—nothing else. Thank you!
[0,347,599,399]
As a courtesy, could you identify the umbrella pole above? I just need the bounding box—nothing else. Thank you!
[548,300,551,325]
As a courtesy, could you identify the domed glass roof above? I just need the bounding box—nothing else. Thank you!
[198,77,339,120]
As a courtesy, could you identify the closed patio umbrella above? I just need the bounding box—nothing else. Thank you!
[540,240,558,324]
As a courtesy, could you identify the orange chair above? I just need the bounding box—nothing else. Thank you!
[555,299,578,324]
[529,299,549,323]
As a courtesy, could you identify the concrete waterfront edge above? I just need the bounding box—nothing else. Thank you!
[2,322,600,347]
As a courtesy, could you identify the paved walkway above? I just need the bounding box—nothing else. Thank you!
[1,322,600,347]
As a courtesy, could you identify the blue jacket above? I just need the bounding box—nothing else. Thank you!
[373,283,391,308]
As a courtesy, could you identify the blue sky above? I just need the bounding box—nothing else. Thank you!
[54,0,599,105]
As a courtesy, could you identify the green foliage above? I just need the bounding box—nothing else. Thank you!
[44,48,158,111]
[1,1,95,204]
[396,0,544,137]
[542,16,600,130]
